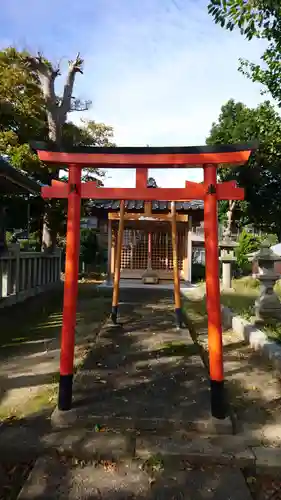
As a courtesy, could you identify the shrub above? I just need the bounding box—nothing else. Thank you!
[261,233,278,246]
[80,229,99,267]
[192,263,205,282]
[236,230,261,275]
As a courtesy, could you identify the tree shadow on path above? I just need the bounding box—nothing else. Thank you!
[71,288,213,431]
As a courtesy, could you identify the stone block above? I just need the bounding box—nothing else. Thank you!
[253,446,281,475]
[136,434,255,467]
[44,428,135,460]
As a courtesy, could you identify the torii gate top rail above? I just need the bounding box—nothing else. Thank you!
[32,141,257,202]
[33,141,256,167]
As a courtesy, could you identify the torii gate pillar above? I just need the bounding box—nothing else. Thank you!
[58,164,81,410]
[204,164,225,418]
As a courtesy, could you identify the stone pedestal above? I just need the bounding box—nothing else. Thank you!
[255,273,281,323]
[222,261,232,289]
[248,241,281,324]
[141,268,159,284]
[219,238,237,290]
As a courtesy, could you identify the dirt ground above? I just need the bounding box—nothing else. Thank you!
[0,283,111,420]
[183,293,281,499]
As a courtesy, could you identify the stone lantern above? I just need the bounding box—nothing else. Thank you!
[248,240,281,323]
[219,237,237,290]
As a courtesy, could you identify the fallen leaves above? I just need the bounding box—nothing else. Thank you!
[99,460,117,472]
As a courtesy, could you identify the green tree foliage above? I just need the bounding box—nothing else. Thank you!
[63,120,115,182]
[206,99,281,237]
[80,229,99,269]
[0,47,115,244]
[0,48,46,179]
[208,1,281,104]
[236,230,261,275]
[0,48,115,176]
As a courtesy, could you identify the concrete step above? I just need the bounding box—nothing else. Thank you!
[0,425,258,468]
[3,423,281,476]
[50,407,234,435]
[17,455,252,500]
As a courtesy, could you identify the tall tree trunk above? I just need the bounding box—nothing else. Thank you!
[42,110,61,252]
[223,200,236,239]
[25,53,84,252]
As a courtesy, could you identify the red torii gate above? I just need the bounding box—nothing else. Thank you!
[33,142,256,420]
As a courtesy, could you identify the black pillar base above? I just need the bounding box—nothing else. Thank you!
[175,308,183,329]
[58,374,73,411]
[111,305,118,325]
[210,379,227,419]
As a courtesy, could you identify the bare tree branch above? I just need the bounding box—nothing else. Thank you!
[59,53,84,122]
[20,50,86,250]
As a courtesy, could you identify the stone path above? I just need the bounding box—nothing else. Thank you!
[18,456,252,499]
[17,288,253,499]
[64,288,226,432]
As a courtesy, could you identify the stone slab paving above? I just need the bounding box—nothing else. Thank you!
[58,288,231,432]
[18,455,252,499]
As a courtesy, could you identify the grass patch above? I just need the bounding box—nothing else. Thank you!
[0,284,112,422]
[0,288,64,349]
[0,385,57,421]
[220,278,281,342]
[185,277,281,343]
[182,296,255,421]
[263,321,281,344]
[142,454,164,474]
[0,284,111,350]
[183,297,207,330]
[220,291,256,321]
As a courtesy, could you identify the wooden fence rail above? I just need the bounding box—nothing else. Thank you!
[0,245,62,308]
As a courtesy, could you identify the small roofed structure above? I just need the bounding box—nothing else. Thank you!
[0,156,41,195]
[0,156,41,254]
[88,196,204,283]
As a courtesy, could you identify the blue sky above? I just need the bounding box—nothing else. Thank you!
[1,0,274,187]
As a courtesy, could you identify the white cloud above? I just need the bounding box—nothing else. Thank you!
[2,0,268,189]
[68,2,275,188]
[2,0,278,191]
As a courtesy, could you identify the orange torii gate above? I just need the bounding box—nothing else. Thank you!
[33,142,256,420]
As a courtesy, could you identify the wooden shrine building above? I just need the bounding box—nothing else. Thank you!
[88,191,204,283]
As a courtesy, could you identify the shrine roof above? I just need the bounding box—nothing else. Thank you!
[0,156,41,195]
[88,199,204,212]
